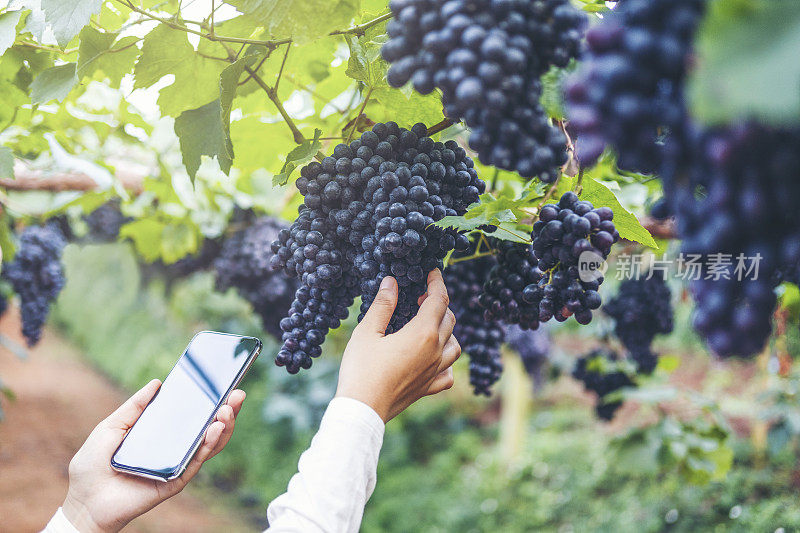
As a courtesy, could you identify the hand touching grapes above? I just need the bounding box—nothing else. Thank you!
[336,269,461,422]
[61,380,245,533]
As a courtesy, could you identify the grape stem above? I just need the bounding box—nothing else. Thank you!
[573,168,584,194]
[345,86,374,143]
[448,250,495,265]
[426,118,455,136]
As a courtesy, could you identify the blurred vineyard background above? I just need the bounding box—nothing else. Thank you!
[2,240,788,531]
[0,0,798,531]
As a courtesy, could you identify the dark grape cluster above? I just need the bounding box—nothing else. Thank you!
[604,274,673,374]
[382,0,585,181]
[565,0,706,173]
[84,200,130,242]
[572,348,634,421]
[214,217,299,339]
[2,225,67,346]
[444,246,503,396]
[528,192,617,324]
[672,124,800,357]
[505,324,551,389]
[480,238,543,328]
[271,122,484,373]
[481,193,618,329]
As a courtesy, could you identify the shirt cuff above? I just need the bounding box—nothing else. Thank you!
[325,397,385,442]
[41,508,81,533]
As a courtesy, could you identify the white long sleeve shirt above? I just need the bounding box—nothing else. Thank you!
[42,397,385,533]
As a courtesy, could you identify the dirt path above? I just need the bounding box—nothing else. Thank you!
[0,308,253,532]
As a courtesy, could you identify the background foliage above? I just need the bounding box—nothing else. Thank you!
[0,0,799,531]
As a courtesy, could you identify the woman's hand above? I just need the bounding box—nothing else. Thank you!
[337,269,461,422]
[61,380,245,533]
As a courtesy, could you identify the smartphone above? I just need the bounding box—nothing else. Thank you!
[111,331,262,481]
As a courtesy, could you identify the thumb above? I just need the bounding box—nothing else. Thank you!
[359,276,398,336]
[102,379,161,432]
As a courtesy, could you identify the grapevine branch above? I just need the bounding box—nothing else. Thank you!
[0,169,678,239]
[0,169,143,193]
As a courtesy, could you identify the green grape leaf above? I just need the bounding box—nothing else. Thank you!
[434,194,532,243]
[77,27,140,88]
[345,33,388,88]
[273,128,323,186]
[580,177,657,249]
[219,51,262,150]
[174,99,233,180]
[159,223,201,264]
[41,0,102,48]
[540,66,566,120]
[29,63,78,104]
[133,24,226,117]
[689,0,800,125]
[228,0,360,44]
[76,26,139,88]
[230,117,295,175]
[119,218,165,263]
[371,87,444,129]
[0,146,13,179]
[0,11,22,56]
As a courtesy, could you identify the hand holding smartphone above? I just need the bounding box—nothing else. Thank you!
[111,331,261,481]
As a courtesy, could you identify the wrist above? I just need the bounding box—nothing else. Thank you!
[62,493,116,533]
[334,386,391,423]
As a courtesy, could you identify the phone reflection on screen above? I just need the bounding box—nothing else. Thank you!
[113,332,259,477]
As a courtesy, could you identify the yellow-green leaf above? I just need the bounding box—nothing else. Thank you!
[580,177,657,249]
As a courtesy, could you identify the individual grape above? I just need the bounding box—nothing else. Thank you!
[383,0,585,181]
[2,224,67,346]
[505,324,551,389]
[271,122,484,372]
[565,0,707,172]
[214,217,299,339]
[84,200,130,242]
[572,348,634,421]
[603,274,673,373]
[526,192,619,326]
[444,245,503,396]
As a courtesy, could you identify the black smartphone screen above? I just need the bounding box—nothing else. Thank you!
[112,331,261,480]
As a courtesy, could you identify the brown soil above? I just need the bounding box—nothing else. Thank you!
[0,308,253,533]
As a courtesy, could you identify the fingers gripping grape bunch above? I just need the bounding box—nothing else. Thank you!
[603,275,673,374]
[271,122,483,373]
[2,224,67,346]
[444,246,504,396]
[382,0,585,181]
[214,217,299,338]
